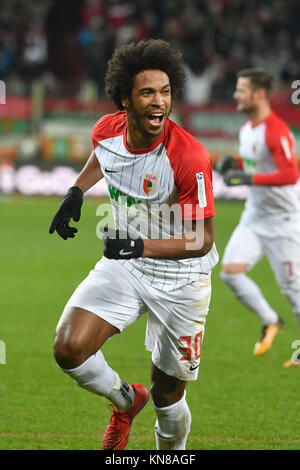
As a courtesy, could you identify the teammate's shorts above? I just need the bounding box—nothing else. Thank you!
[222,210,300,292]
[65,257,212,381]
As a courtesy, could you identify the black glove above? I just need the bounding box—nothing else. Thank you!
[49,186,83,240]
[100,227,144,259]
[217,154,237,175]
[223,170,252,186]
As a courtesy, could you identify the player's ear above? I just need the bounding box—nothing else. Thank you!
[256,87,266,101]
[121,94,129,109]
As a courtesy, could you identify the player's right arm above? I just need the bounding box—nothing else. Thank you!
[49,151,104,239]
[217,154,243,174]
[73,150,104,193]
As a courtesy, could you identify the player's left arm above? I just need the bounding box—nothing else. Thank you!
[101,216,215,260]
[224,126,299,186]
[142,216,214,259]
[253,126,299,186]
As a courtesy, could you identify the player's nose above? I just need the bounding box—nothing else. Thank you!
[151,91,164,106]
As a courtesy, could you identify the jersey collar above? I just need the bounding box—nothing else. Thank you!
[123,120,169,154]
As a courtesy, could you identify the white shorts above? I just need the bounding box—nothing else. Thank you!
[222,211,300,292]
[65,257,212,381]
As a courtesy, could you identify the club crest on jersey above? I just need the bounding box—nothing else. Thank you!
[143,173,159,196]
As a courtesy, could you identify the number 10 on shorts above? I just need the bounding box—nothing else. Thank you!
[178,332,203,361]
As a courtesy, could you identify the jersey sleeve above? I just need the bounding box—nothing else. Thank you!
[91,121,101,150]
[253,122,299,186]
[172,141,215,221]
[91,115,111,150]
[91,112,126,150]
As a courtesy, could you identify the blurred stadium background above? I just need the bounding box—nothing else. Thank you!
[0,0,299,198]
[1,0,300,451]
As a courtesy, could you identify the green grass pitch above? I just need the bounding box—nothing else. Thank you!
[0,196,300,450]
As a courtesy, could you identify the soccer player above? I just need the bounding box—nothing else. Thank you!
[49,39,219,450]
[218,68,300,367]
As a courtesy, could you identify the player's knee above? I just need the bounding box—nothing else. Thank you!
[220,270,238,285]
[151,378,186,407]
[53,334,87,369]
[221,264,247,276]
[151,385,179,408]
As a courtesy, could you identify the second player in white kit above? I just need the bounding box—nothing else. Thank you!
[218,68,300,366]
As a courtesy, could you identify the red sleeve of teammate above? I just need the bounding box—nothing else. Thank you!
[253,120,299,186]
[236,156,244,169]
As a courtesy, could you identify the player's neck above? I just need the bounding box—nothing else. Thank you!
[249,103,272,126]
[126,132,159,150]
[126,124,164,150]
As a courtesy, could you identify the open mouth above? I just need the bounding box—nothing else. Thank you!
[146,112,164,127]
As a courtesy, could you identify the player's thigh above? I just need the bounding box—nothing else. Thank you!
[143,275,211,382]
[222,222,264,270]
[60,258,147,336]
[54,306,118,367]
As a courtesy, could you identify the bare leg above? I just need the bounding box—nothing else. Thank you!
[151,363,186,407]
[53,306,118,369]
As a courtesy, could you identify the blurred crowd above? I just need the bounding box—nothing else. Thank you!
[0,0,299,104]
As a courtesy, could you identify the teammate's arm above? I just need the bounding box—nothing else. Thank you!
[253,129,298,186]
[224,129,299,187]
[217,154,243,174]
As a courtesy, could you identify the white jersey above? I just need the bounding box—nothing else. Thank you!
[239,111,300,217]
[92,111,219,291]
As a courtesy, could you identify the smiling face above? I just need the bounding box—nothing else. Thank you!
[122,69,172,149]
